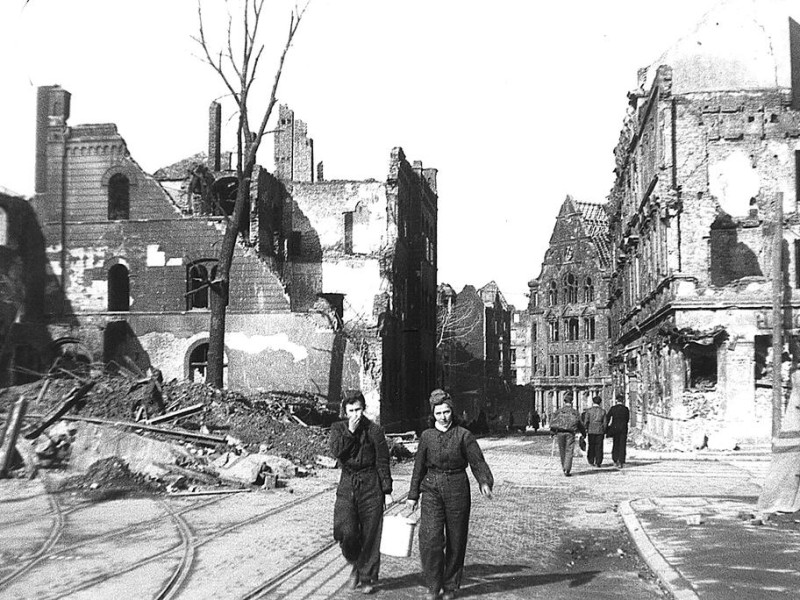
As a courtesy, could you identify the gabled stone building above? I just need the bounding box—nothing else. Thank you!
[13,87,436,429]
[606,1,800,447]
[528,196,611,416]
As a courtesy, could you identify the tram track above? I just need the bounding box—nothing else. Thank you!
[239,491,411,600]
[19,483,337,600]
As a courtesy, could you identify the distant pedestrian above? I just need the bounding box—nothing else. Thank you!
[606,395,631,468]
[330,390,394,594]
[581,396,606,467]
[406,389,494,600]
[531,409,540,431]
[548,394,584,476]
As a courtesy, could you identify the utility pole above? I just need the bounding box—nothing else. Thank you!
[772,192,784,449]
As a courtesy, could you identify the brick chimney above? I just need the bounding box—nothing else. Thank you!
[208,101,222,171]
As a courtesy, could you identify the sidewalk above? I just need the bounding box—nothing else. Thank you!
[622,495,800,599]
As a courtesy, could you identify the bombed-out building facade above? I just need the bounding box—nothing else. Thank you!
[2,86,436,429]
[436,281,513,425]
[607,5,800,447]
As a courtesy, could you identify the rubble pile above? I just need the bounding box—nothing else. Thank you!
[0,367,340,490]
[56,456,165,498]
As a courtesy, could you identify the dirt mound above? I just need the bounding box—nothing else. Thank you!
[56,456,164,499]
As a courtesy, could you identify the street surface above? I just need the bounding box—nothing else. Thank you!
[0,433,767,599]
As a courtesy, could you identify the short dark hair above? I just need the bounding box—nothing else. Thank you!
[592,395,602,405]
[340,390,365,417]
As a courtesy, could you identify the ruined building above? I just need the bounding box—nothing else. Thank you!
[14,87,436,430]
[528,196,612,417]
[0,188,47,386]
[607,1,800,446]
[437,281,513,425]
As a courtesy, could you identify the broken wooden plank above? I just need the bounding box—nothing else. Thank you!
[168,488,252,497]
[24,413,227,446]
[0,397,29,477]
[146,403,205,425]
[23,380,96,440]
[153,461,220,485]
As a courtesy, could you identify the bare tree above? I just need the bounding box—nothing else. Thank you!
[194,0,309,388]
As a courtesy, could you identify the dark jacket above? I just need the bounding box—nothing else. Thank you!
[407,425,493,502]
[549,405,583,434]
[605,403,631,436]
[581,405,606,435]
[329,418,393,494]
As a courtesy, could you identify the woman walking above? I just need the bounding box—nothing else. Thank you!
[330,390,394,594]
[406,389,494,600]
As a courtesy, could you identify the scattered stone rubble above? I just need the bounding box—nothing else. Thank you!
[0,367,344,497]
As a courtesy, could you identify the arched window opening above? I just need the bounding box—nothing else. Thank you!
[564,273,578,304]
[189,343,209,382]
[108,174,130,220]
[567,317,579,341]
[584,277,595,302]
[548,280,558,306]
[186,260,217,310]
[108,264,130,311]
[187,343,227,384]
[0,206,8,246]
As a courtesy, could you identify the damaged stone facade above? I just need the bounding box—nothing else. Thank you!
[528,196,612,416]
[15,87,437,430]
[272,107,438,429]
[607,6,800,447]
[436,282,513,424]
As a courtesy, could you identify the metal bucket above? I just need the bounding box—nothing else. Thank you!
[380,515,417,557]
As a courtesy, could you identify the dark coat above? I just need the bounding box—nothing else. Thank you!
[605,403,631,436]
[329,418,393,494]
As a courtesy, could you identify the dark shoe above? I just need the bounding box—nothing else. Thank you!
[348,566,359,590]
[360,583,375,594]
[564,470,571,477]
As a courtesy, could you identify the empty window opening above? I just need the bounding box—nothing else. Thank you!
[288,231,302,257]
[685,344,717,389]
[108,174,130,220]
[189,343,209,383]
[108,264,130,311]
[187,261,217,310]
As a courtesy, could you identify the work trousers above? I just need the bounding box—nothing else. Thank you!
[556,432,576,473]
[419,470,471,594]
[333,468,384,583]
[611,432,628,465]
[587,434,604,467]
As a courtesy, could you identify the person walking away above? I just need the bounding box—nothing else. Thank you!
[605,395,631,468]
[581,396,606,467]
[548,393,584,476]
[330,390,393,594]
[532,409,540,431]
[406,389,494,600]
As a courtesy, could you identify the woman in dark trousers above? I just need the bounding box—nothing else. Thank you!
[330,390,393,595]
[405,389,494,600]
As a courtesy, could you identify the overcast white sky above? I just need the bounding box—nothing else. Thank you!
[0,0,724,306]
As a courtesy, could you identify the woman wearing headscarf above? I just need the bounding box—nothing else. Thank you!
[330,390,393,595]
[405,389,494,600]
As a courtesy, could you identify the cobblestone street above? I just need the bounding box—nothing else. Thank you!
[285,433,767,599]
[0,433,768,599]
